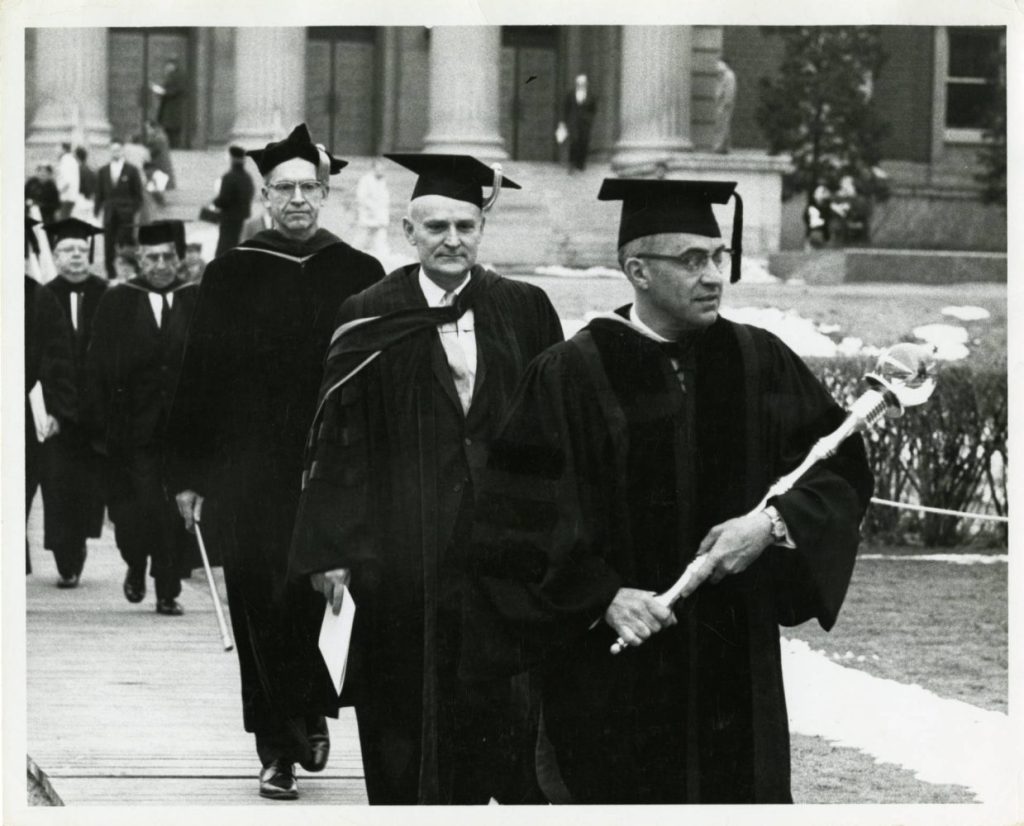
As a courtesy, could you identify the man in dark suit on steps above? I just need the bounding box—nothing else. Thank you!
[95,139,144,279]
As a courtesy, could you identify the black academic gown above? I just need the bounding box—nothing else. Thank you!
[87,278,199,594]
[40,274,109,555]
[463,311,874,805]
[289,264,564,804]
[25,277,77,557]
[164,228,385,736]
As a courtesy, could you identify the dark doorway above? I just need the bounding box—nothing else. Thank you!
[306,27,380,156]
[108,28,193,145]
[500,27,562,161]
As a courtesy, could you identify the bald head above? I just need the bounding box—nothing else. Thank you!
[403,194,485,290]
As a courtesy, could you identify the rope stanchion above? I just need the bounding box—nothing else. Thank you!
[870,497,1008,524]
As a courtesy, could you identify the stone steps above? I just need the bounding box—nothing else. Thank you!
[154,150,623,269]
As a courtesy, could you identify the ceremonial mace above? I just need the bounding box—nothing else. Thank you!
[611,343,937,655]
[193,502,234,652]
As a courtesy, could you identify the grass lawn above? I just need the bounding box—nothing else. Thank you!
[790,733,978,803]
[787,545,1006,804]
[517,276,1007,370]
[786,545,1008,714]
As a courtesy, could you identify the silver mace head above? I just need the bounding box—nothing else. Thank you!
[864,342,938,419]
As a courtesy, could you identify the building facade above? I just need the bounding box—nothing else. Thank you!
[25,25,1005,258]
[26,24,1003,188]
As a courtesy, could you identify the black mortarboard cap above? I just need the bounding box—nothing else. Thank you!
[45,217,102,263]
[384,153,521,209]
[26,216,41,257]
[137,220,187,260]
[246,124,348,177]
[229,145,246,160]
[598,178,744,282]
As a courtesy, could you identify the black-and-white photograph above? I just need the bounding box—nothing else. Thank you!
[4,2,1019,822]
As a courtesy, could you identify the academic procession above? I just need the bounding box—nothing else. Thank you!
[17,21,1012,817]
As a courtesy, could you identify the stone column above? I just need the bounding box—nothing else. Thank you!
[612,26,694,169]
[422,27,507,159]
[27,28,112,149]
[231,28,306,147]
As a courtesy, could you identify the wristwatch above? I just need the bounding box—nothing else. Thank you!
[762,505,788,544]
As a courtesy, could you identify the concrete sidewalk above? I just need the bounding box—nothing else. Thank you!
[25,502,367,806]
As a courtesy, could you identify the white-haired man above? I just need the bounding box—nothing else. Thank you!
[289,153,564,804]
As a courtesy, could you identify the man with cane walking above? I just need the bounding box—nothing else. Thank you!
[462,179,874,804]
[165,124,384,800]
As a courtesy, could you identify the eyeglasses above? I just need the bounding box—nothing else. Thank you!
[55,243,90,255]
[634,247,733,274]
[141,251,179,264]
[266,180,326,200]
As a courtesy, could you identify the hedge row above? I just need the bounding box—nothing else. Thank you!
[810,356,1008,547]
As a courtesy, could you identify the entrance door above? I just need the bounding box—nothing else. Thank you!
[500,27,561,161]
[108,28,191,144]
[306,27,378,156]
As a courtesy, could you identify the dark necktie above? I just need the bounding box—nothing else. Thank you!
[159,294,170,331]
[658,339,692,392]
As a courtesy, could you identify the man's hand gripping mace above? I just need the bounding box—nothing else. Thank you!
[611,343,936,655]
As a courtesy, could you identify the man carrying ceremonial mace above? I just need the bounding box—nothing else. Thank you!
[462,179,875,804]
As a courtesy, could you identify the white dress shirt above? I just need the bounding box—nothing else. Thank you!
[419,268,477,387]
[109,159,125,184]
[147,291,174,327]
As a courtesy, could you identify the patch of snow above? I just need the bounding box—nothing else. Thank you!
[737,257,779,284]
[561,318,587,339]
[858,553,1008,565]
[720,306,839,357]
[533,265,622,279]
[837,336,864,356]
[782,637,1016,805]
[912,323,970,361]
[942,305,990,322]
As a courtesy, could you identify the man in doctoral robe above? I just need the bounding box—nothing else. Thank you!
[463,179,874,804]
[25,218,77,575]
[288,154,564,805]
[39,218,110,588]
[87,220,198,616]
[165,124,385,800]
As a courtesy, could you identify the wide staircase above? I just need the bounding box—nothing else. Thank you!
[146,149,623,272]
[31,146,1006,280]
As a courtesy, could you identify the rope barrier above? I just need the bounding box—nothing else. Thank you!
[870,497,1008,524]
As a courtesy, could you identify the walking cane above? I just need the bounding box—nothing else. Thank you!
[611,342,938,655]
[193,508,234,652]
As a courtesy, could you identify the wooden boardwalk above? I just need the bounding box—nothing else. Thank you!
[24,502,985,808]
[26,503,367,806]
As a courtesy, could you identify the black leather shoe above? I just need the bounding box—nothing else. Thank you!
[123,568,145,603]
[259,761,298,800]
[56,573,79,589]
[155,598,184,616]
[299,731,330,773]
